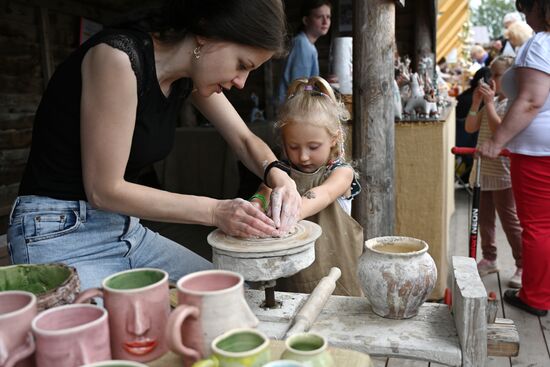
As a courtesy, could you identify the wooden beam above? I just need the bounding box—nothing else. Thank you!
[37,6,53,90]
[352,0,395,238]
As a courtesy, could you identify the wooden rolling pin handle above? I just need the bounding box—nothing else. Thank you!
[285,267,342,337]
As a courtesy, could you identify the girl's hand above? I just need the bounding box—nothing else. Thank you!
[268,180,301,235]
[472,85,482,105]
[478,138,504,159]
[212,198,278,238]
[479,80,495,105]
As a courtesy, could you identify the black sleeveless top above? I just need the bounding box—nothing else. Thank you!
[19,28,193,201]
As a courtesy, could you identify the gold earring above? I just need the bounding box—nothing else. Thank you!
[193,45,201,59]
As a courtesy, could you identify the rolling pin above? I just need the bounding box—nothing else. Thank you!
[284,267,342,338]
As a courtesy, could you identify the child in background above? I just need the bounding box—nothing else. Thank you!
[465,56,523,288]
[251,76,363,296]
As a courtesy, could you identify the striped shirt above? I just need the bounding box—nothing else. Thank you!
[470,98,512,191]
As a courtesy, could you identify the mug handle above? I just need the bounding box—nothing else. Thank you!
[192,356,219,367]
[165,305,201,361]
[3,331,35,367]
[74,288,104,304]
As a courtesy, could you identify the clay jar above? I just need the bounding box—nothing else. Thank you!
[358,236,437,319]
[0,291,37,367]
[166,270,259,367]
[75,268,170,362]
[281,333,333,367]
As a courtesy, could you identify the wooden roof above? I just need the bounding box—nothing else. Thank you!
[437,0,469,61]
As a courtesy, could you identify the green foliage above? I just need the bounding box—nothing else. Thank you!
[471,0,517,39]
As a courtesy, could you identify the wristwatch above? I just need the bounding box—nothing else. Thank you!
[263,160,291,188]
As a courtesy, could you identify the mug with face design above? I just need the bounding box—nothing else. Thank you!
[31,304,111,367]
[74,268,170,362]
[166,270,259,367]
[192,328,270,367]
[81,360,148,367]
[0,291,37,367]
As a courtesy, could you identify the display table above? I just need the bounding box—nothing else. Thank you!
[148,339,373,367]
[394,106,456,299]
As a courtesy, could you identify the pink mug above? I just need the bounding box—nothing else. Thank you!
[31,304,111,367]
[0,291,37,367]
[165,270,259,367]
[75,268,170,362]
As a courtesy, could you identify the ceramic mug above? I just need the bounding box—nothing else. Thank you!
[31,304,111,367]
[262,361,305,367]
[0,291,37,367]
[281,333,333,367]
[75,268,170,362]
[192,328,270,367]
[166,270,259,366]
[81,360,148,367]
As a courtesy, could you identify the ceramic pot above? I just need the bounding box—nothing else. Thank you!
[192,328,270,367]
[281,333,333,367]
[358,236,437,319]
[0,264,80,311]
[166,270,259,367]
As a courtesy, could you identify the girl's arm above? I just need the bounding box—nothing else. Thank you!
[192,92,301,233]
[81,45,277,238]
[479,68,550,158]
[464,86,483,133]
[479,80,500,133]
[299,166,354,220]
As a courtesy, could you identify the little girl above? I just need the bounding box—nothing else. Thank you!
[251,76,363,296]
[465,56,523,288]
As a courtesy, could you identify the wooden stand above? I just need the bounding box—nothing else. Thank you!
[246,256,518,366]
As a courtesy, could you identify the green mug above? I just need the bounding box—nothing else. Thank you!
[281,332,333,367]
[192,328,270,367]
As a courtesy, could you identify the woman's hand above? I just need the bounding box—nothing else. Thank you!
[212,198,278,238]
[478,138,505,159]
[266,170,301,235]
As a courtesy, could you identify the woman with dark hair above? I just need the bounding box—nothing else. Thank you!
[277,0,332,102]
[7,0,301,290]
[480,0,550,316]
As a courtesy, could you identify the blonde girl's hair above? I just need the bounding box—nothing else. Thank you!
[276,76,350,161]
[489,55,515,72]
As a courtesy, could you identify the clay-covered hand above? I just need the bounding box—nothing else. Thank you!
[268,184,301,235]
[212,198,278,238]
[478,138,504,159]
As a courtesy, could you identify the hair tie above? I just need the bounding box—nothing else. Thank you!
[304,85,314,91]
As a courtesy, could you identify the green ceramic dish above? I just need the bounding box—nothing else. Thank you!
[0,264,80,310]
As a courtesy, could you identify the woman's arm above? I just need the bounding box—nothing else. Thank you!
[80,45,277,238]
[191,92,301,233]
[299,167,354,220]
[479,68,550,158]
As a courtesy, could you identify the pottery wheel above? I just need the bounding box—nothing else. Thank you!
[207,220,322,282]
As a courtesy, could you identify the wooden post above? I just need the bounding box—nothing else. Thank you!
[352,0,395,239]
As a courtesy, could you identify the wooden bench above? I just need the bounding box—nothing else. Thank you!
[245,256,519,366]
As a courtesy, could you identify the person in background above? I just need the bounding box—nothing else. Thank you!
[277,0,332,103]
[479,0,550,317]
[464,56,523,289]
[7,0,302,291]
[470,45,492,67]
[455,67,492,184]
[252,77,363,296]
[505,20,535,51]
[500,12,524,56]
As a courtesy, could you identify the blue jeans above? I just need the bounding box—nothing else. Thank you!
[7,196,212,291]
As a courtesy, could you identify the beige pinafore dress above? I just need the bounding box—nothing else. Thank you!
[276,164,364,296]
